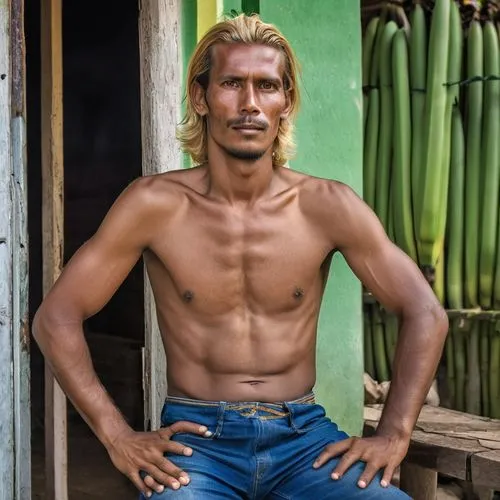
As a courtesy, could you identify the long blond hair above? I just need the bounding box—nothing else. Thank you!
[176,14,301,167]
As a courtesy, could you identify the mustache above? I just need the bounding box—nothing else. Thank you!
[227,117,269,130]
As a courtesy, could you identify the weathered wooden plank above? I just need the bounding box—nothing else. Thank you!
[139,0,182,431]
[471,450,500,489]
[11,2,31,497]
[400,462,438,500]
[11,116,31,500]
[41,0,67,498]
[364,405,495,479]
[0,1,14,497]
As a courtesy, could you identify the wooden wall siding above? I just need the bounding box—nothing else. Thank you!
[0,0,31,498]
[139,0,182,431]
[11,0,30,494]
[0,0,14,496]
[41,0,68,498]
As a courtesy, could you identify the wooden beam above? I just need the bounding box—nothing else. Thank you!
[11,0,31,497]
[139,0,182,431]
[0,1,14,497]
[399,462,438,500]
[41,0,68,498]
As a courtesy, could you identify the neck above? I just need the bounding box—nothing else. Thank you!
[205,141,276,205]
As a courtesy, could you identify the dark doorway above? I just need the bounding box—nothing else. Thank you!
[26,1,144,497]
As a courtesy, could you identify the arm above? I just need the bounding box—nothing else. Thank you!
[313,182,448,486]
[33,178,206,495]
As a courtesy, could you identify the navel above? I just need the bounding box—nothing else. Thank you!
[182,290,194,303]
[293,287,305,300]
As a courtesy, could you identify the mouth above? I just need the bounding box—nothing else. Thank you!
[232,125,264,131]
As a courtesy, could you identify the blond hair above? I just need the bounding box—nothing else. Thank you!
[176,14,301,167]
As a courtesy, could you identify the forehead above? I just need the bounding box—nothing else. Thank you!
[210,43,284,78]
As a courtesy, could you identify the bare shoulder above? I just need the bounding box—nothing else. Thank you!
[291,171,369,249]
[115,166,206,215]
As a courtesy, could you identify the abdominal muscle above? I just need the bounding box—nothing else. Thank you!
[159,314,318,403]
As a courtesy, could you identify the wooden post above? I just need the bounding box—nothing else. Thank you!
[41,0,68,498]
[139,0,182,430]
[0,1,31,498]
[400,461,438,500]
[11,0,31,498]
[0,2,15,498]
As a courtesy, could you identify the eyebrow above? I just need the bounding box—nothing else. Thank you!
[218,74,283,86]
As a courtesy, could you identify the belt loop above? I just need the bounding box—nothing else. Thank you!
[283,401,299,432]
[214,402,226,437]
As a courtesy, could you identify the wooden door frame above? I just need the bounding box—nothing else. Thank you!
[139,0,182,431]
[0,0,31,498]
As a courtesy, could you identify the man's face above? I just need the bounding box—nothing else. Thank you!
[195,43,291,162]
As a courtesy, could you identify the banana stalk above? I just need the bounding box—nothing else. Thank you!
[446,106,465,309]
[480,322,490,416]
[417,0,451,270]
[478,20,500,309]
[372,304,389,382]
[363,89,380,210]
[375,21,398,230]
[490,321,500,418]
[409,2,427,251]
[392,28,418,262]
[453,319,466,412]
[466,320,481,415]
[363,16,380,130]
[464,18,484,308]
[364,306,375,378]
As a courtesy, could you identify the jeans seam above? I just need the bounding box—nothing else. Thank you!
[270,489,292,500]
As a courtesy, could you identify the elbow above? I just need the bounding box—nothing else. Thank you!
[32,304,51,345]
[428,302,449,342]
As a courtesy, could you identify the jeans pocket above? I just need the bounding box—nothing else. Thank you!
[289,404,332,434]
[160,403,223,440]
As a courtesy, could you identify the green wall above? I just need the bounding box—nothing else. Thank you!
[181,0,364,435]
[260,0,364,435]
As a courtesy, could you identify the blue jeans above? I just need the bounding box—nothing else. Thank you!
[140,393,410,499]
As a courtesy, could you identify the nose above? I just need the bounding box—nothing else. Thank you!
[240,85,259,115]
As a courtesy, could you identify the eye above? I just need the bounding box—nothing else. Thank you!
[222,80,239,88]
[259,81,278,90]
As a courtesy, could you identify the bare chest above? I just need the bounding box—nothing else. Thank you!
[149,201,331,314]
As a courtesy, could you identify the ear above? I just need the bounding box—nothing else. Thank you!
[280,88,293,121]
[191,80,209,116]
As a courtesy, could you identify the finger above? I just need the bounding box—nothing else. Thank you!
[154,456,190,485]
[313,438,353,468]
[380,464,396,488]
[143,463,184,491]
[357,462,381,489]
[128,471,152,498]
[331,450,362,480]
[161,439,193,457]
[161,421,213,438]
[143,474,166,495]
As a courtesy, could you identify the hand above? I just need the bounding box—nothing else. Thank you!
[106,421,212,497]
[312,435,409,489]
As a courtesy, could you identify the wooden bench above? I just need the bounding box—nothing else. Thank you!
[363,404,500,499]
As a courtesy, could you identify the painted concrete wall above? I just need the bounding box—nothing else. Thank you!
[259,0,364,436]
[182,0,364,435]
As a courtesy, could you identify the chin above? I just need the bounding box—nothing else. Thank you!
[225,147,267,161]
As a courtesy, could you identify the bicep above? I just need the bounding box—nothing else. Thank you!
[333,187,437,316]
[39,181,151,322]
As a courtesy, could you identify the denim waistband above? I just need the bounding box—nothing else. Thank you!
[164,391,315,410]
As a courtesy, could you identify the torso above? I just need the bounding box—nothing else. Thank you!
[143,165,337,402]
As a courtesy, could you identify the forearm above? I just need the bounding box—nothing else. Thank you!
[33,309,132,448]
[376,304,448,440]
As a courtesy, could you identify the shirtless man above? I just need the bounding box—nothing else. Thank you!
[33,13,448,500]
